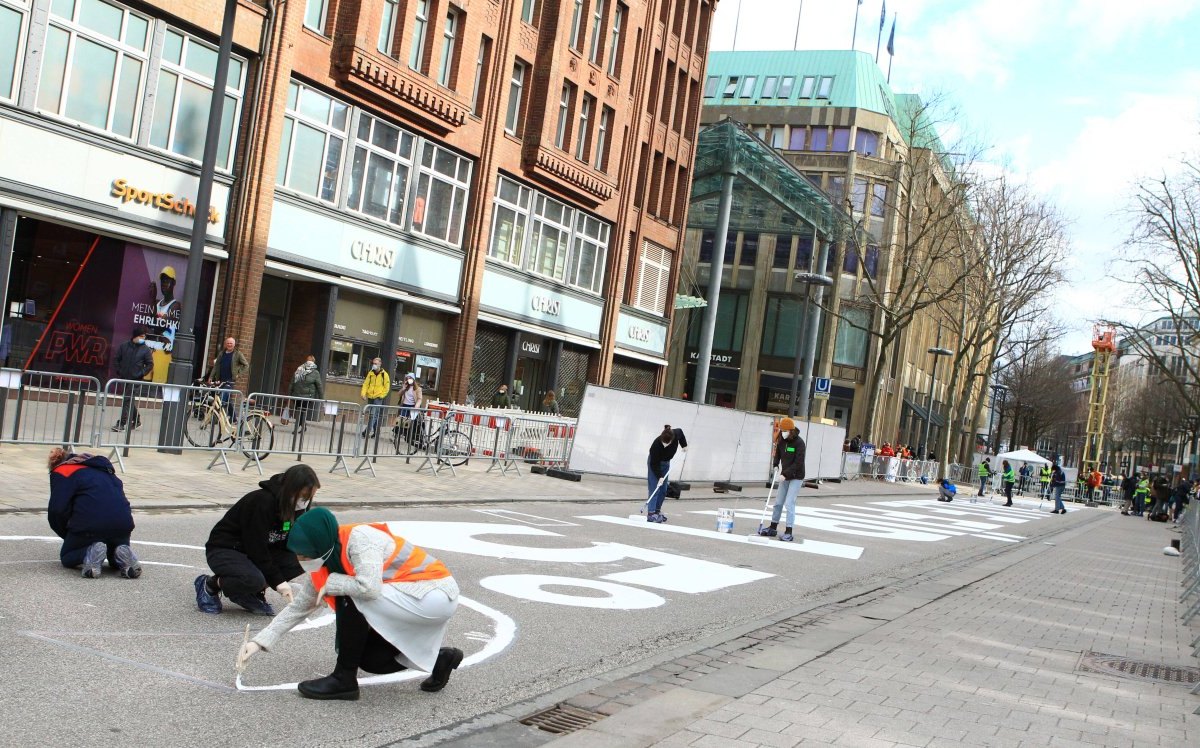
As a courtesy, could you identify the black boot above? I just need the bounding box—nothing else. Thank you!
[298,666,360,700]
[420,647,464,692]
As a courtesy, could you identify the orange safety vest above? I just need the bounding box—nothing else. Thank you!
[309,522,451,609]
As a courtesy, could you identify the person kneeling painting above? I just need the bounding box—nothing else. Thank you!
[47,448,141,579]
[235,508,463,700]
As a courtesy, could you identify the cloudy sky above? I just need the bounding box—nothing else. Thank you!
[709,0,1200,355]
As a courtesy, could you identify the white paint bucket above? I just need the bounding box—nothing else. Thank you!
[716,508,735,533]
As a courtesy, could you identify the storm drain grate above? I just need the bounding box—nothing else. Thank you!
[1079,651,1200,685]
[519,704,607,735]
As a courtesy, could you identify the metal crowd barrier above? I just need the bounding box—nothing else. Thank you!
[1178,500,1200,696]
[0,368,100,450]
[839,452,863,480]
[246,392,359,476]
[353,404,446,476]
[96,379,267,473]
[445,409,518,475]
[855,456,937,483]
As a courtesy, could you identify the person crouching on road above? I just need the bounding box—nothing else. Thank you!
[194,465,320,616]
[645,425,688,523]
[235,508,463,700]
[47,448,140,579]
[758,417,806,541]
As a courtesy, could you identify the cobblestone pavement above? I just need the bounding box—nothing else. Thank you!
[444,512,1197,748]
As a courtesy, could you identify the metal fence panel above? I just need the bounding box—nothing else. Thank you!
[353,404,452,476]
[0,368,101,450]
[246,392,360,476]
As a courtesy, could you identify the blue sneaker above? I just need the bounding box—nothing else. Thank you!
[194,574,222,614]
[757,526,777,537]
[779,532,795,542]
[81,541,106,579]
[228,592,276,617]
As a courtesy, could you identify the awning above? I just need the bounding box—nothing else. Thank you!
[903,396,946,428]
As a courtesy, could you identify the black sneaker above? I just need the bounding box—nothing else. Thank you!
[420,647,464,692]
[114,544,141,579]
[757,526,777,537]
[81,541,106,578]
[228,592,276,616]
[111,422,125,432]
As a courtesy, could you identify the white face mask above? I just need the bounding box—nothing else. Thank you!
[295,497,312,513]
[372,364,380,371]
[298,547,333,573]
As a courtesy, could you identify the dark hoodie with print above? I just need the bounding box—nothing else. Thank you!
[47,454,134,539]
[205,473,305,589]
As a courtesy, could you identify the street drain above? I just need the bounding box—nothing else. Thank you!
[1079,651,1200,685]
[520,704,607,735]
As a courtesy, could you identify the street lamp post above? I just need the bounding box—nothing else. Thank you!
[921,344,953,458]
[788,269,834,418]
[158,0,238,451]
[989,383,1008,454]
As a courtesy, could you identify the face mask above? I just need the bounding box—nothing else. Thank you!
[782,431,791,439]
[295,497,312,512]
[298,547,333,573]
[134,337,145,345]
[372,364,380,371]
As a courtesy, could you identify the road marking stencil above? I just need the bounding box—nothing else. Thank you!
[581,515,865,559]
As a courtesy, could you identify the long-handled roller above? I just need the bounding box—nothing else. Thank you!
[748,468,779,544]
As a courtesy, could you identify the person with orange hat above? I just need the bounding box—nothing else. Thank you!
[758,417,806,542]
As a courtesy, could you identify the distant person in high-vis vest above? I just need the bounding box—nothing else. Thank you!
[1039,465,1052,500]
[235,508,463,700]
[1001,461,1016,506]
[977,459,992,497]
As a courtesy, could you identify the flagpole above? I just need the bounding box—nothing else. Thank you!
[887,53,892,83]
[875,1,885,62]
[852,1,861,49]
[793,0,805,51]
[733,0,743,51]
[886,14,896,83]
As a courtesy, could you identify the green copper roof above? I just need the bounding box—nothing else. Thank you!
[703,50,898,116]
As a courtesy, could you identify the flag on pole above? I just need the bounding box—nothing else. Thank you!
[887,17,895,55]
[880,1,886,30]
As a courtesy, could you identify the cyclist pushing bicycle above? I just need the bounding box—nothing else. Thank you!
[203,337,249,420]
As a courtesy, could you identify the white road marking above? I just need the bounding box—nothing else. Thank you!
[480,575,666,609]
[581,515,865,560]
[472,509,578,527]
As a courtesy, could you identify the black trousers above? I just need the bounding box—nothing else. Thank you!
[334,596,406,674]
[1004,482,1014,503]
[60,532,131,568]
[205,546,302,597]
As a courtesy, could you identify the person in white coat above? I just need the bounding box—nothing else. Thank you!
[235,507,462,700]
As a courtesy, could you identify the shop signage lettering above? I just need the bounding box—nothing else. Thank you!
[687,350,740,366]
[361,328,379,338]
[110,179,219,224]
[349,239,397,270]
[521,340,542,355]
[627,324,652,343]
[531,295,561,316]
[45,320,107,366]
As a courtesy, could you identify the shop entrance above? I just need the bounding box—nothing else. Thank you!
[250,275,289,394]
[513,333,549,410]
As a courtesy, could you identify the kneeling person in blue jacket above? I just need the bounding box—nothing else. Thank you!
[47,448,140,579]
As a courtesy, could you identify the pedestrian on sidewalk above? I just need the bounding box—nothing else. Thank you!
[46,448,140,579]
[1120,472,1136,515]
[288,355,323,432]
[234,507,463,700]
[977,458,993,497]
[1049,462,1067,513]
[1001,460,1016,506]
[491,383,512,408]
[645,425,688,523]
[110,327,153,432]
[1149,475,1171,520]
[1018,464,1031,494]
[205,337,249,421]
[194,465,320,617]
[758,417,806,541]
[541,390,560,415]
[360,357,391,438]
[1171,477,1191,522]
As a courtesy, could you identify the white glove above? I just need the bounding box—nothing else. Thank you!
[274,582,294,605]
[236,641,261,673]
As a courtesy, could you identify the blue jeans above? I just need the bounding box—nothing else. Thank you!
[1053,486,1065,512]
[978,477,988,495]
[771,478,803,527]
[60,532,131,568]
[366,397,385,433]
[646,459,670,513]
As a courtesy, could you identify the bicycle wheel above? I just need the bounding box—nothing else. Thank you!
[184,406,220,448]
[239,413,274,460]
[407,418,429,455]
[437,429,473,467]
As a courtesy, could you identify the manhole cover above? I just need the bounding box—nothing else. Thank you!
[520,704,607,735]
[1079,651,1200,685]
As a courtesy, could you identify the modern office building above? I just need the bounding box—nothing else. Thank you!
[0,0,719,416]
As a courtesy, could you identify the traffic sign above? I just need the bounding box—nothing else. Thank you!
[814,377,831,400]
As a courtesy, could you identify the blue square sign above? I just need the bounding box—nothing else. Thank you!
[814,377,831,399]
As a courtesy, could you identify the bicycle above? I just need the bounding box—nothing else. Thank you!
[184,382,274,460]
[391,412,472,466]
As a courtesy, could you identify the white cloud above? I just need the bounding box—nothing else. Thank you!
[1064,0,1199,47]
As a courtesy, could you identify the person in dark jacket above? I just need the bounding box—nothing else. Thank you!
[491,384,512,408]
[194,465,321,616]
[111,326,154,432]
[1049,463,1067,514]
[287,355,323,431]
[1120,473,1137,515]
[758,418,806,541]
[46,448,139,579]
[645,424,688,523]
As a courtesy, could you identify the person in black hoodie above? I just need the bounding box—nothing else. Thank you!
[194,465,320,616]
[757,418,806,541]
[47,448,140,579]
[645,425,688,523]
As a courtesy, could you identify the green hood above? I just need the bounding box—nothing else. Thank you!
[286,507,345,573]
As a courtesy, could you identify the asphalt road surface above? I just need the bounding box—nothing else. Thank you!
[0,491,1078,747]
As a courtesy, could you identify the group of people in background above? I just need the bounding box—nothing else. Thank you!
[1120,472,1193,522]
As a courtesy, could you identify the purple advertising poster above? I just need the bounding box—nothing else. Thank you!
[114,245,187,383]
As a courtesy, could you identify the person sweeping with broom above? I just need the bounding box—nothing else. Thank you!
[757,418,806,542]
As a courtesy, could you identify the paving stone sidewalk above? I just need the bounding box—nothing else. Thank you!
[542,512,1199,748]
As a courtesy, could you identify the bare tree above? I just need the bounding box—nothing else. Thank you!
[996,339,1076,450]
[1112,380,1190,470]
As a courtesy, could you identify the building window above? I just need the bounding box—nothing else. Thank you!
[828,176,844,205]
[738,233,759,267]
[816,76,834,98]
[851,177,868,213]
[843,244,858,274]
[864,245,879,279]
[772,235,792,269]
[810,128,828,151]
[329,339,380,380]
[761,76,778,97]
[409,0,429,71]
[799,76,816,98]
[276,80,349,202]
[575,94,593,161]
[699,230,737,265]
[722,76,738,97]
[632,240,672,315]
[555,83,573,149]
[569,0,584,49]
[831,127,851,151]
[411,141,473,246]
[777,76,795,97]
[470,35,491,115]
[588,0,605,64]
[38,0,150,139]
[347,113,415,226]
[703,75,718,98]
[437,9,459,87]
[787,128,805,150]
[871,183,887,216]
[379,0,399,53]
[595,106,612,171]
[769,127,785,149]
[738,75,756,97]
[687,290,748,353]
[303,0,327,33]
[488,176,610,293]
[855,129,880,156]
[0,0,28,103]
[150,28,246,171]
[505,60,526,135]
[607,3,625,76]
[834,306,870,367]
[521,0,538,24]
[761,295,804,359]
